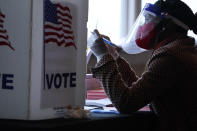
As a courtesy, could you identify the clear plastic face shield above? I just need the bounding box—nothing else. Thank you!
[120,3,164,54]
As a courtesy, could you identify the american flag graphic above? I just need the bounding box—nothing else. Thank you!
[44,0,77,49]
[0,9,15,51]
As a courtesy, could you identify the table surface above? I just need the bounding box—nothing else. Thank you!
[0,89,155,129]
[0,111,158,130]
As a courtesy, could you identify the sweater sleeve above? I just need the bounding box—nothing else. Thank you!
[91,51,178,114]
[116,56,139,87]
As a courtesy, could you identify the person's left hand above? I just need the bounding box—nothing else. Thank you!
[87,29,108,62]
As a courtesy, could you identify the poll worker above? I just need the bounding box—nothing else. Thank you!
[88,0,197,130]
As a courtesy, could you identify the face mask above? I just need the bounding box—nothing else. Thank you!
[135,22,157,50]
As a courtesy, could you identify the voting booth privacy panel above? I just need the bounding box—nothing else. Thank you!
[0,0,88,120]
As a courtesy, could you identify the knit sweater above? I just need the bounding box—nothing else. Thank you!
[91,36,197,131]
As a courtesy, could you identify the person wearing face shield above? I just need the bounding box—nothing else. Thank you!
[88,0,197,130]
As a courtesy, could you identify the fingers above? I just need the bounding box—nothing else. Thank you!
[93,29,101,37]
[101,35,111,41]
[89,29,112,49]
[93,29,111,41]
[92,29,111,42]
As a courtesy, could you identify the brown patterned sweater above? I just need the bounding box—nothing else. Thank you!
[91,36,197,131]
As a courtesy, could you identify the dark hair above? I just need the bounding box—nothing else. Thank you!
[154,0,197,34]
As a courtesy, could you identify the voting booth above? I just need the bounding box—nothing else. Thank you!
[0,0,88,120]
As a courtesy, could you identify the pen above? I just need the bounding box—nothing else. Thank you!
[102,37,116,47]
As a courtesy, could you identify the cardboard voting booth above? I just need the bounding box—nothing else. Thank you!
[0,0,88,120]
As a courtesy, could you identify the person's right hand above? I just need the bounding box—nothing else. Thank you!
[87,29,108,62]
[101,35,120,60]
[106,43,119,60]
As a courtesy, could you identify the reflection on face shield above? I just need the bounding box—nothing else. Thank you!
[144,13,155,24]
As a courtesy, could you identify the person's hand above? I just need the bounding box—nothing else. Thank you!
[106,44,119,60]
[88,29,108,62]
[101,35,119,60]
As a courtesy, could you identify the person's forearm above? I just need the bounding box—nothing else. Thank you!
[116,57,139,87]
[91,54,142,113]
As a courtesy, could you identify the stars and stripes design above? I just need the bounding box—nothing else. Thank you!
[0,9,15,51]
[44,0,77,49]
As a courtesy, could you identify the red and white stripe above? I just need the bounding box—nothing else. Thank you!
[0,11,14,51]
[87,89,108,100]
